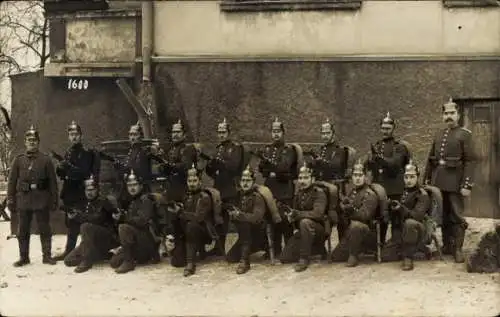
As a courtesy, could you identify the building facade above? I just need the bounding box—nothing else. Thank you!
[11,0,500,223]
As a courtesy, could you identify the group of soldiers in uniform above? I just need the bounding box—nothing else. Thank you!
[7,98,487,276]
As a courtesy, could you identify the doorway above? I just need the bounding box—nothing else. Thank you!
[461,99,500,219]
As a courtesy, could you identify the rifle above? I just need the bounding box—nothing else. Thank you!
[266,223,276,265]
[199,152,213,161]
[49,150,78,170]
[276,201,298,235]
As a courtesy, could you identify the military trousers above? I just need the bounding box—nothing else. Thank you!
[17,209,53,259]
[441,191,468,252]
[381,218,425,261]
[170,221,211,268]
[226,221,266,263]
[331,220,377,261]
[64,223,119,267]
[109,224,157,268]
[281,219,326,263]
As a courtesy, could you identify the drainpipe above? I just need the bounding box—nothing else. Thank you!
[142,1,153,82]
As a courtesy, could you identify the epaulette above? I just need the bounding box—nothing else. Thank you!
[460,127,472,134]
[418,187,429,196]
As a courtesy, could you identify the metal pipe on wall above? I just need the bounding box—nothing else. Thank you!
[142,1,153,82]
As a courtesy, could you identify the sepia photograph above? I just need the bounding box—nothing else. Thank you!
[0,0,499,316]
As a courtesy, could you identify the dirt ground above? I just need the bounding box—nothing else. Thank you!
[0,217,499,317]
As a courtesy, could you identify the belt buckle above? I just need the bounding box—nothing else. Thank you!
[438,159,446,166]
[378,169,383,174]
[29,184,37,190]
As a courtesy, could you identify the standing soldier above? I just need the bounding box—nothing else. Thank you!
[366,112,411,245]
[280,162,328,272]
[8,125,58,266]
[169,165,214,277]
[225,166,268,274]
[381,160,430,270]
[424,99,475,263]
[330,160,379,267]
[109,170,158,274]
[113,123,153,209]
[204,118,245,256]
[257,117,301,258]
[63,175,119,273]
[53,121,100,261]
[309,118,356,241]
[162,120,198,203]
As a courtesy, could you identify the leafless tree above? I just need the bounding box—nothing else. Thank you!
[0,0,47,173]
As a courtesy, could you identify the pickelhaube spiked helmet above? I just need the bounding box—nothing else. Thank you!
[404,159,419,175]
[241,164,255,179]
[217,118,230,133]
[442,97,458,112]
[187,163,201,178]
[129,121,143,135]
[67,120,82,134]
[352,159,366,174]
[125,169,141,184]
[298,161,313,175]
[271,117,284,131]
[172,119,184,132]
[380,112,395,126]
[84,174,98,189]
[321,118,334,133]
[25,124,39,140]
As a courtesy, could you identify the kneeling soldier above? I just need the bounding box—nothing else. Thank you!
[169,165,213,277]
[280,162,328,272]
[331,160,378,267]
[381,160,430,270]
[64,175,119,273]
[109,170,158,274]
[225,166,267,274]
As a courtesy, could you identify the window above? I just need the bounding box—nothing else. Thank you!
[220,0,362,12]
[472,105,492,123]
[442,0,499,8]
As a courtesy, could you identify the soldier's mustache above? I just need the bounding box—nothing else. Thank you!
[445,118,453,122]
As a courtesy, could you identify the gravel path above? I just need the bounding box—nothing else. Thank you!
[0,218,499,317]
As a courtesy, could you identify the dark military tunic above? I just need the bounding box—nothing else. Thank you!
[366,137,410,196]
[226,188,267,263]
[424,126,474,193]
[170,189,212,268]
[163,142,198,202]
[382,186,430,261]
[64,196,119,267]
[7,151,58,213]
[56,143,100,206]
[121,143,153,185]
[205,140,244,202]
[258,142,298,202]
[281,185,328,263]
[313,142,349,182]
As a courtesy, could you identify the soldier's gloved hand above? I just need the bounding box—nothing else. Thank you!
[164,234,175,252]
[67,209,79,219]
[112,210,122,221]
[168,202,183,214]
[287,209,298,223]
[229,208,241,219]
[390,200,401,211]
[460,188,471,197]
